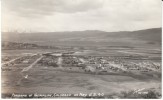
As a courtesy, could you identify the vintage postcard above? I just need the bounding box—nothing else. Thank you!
[1,0,162,99]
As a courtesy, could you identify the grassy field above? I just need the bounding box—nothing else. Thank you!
[2,66,161,98]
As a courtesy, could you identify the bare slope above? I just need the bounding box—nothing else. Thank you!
[2,28,161,46]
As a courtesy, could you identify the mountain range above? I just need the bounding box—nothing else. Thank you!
[2,28,161,47]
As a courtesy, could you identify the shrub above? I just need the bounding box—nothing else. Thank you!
[120,90,161,99]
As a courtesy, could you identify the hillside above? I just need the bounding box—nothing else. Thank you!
[2,28,161,47]
[2,41,58,50]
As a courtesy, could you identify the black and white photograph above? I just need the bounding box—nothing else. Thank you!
[1,0,162,99]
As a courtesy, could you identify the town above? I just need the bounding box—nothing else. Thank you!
[2,51,161,76]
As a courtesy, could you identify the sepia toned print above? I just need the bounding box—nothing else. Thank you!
[1,0,162,99]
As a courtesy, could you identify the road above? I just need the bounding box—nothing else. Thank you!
[2,56,23,66]
[21,55,43,72]
[16,55,43,85]
[57,57,63,69]
[2,54,38,66]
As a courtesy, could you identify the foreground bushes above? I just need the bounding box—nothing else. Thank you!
[120,90,161,99]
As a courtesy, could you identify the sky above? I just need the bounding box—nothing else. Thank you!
[1,0,162,32]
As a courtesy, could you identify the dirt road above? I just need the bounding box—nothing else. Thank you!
[57,57,63,69]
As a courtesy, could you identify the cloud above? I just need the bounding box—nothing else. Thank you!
[1,0,162,32]
[2,0,104,17]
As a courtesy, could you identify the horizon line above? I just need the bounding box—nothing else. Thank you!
[1,27,162,33]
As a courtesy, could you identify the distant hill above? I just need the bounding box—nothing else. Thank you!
[130,28,161,43]
[2,41,58,50]
[2,28,161,47]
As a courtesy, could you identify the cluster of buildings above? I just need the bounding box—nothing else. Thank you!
[2,56,14,63]
[2,54,40,67]
[38,55,58,67]
[123,61,161,72]
[2,52,161,74]
[66,56,161,73]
